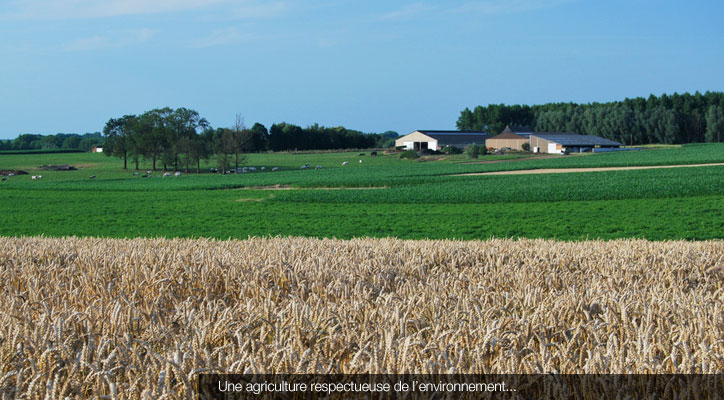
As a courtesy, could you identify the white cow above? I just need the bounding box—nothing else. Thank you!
[342,161,349,166]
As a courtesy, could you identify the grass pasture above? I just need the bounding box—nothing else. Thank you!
[1,143,724,240]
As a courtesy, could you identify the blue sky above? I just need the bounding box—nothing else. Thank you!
[1,0,722,139]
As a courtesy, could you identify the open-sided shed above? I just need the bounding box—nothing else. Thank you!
[530,133,622,154]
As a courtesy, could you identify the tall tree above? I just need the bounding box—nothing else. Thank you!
[229,114,249,171]
[705,105,724,142]
[103,115,137,169]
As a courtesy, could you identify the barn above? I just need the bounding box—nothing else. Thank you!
[395,130,488,151]
[486,126,532,150]
[530,133,622,154]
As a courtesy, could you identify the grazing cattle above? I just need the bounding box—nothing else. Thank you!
[301,165,309,169]
[359,159,363,164]
[163,172,171,177]
[261,167,266,170]
[315,165,323,169]
[370,151,377,156]
[1,177,6,181]
[133,172,140,176]
[359,153,365,156]
[147,170,152,174]
[210,168,218,173]
[174,171,181,176]
[31,175,42,180]
[89,175,96,179]
[272,167,279,171]
[249,167,257,172]
[342,161,349,166]
[142,175,149,178]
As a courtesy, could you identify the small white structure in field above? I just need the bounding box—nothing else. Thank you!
[174,171,181,176]
[342,161,349,166]
[272,167,279,171]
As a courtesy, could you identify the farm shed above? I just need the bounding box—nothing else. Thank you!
[91,147,103,153]
[486,126,531,150]
[395,130,488,151]
[530,133,622,154]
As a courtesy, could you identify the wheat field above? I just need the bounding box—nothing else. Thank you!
[1,236,723,398]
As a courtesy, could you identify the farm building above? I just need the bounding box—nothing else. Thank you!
[91,147,103,153]
[530,133,622,154]
[486,125,532,150]
[395,130,487,151]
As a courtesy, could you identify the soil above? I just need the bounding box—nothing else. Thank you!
[0,170,28,176]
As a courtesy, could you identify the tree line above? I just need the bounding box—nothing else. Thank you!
[457,91,724,145]
[0,132,103,152]
[101,107,398,172]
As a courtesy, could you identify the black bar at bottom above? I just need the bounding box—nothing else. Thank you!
[196,374,724,399]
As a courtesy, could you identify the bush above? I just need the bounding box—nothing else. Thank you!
[522,142,530,152]
[441,145,463,155]
[399,150,420,159]
[465,144,481,159]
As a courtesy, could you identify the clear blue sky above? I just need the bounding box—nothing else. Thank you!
[1,0,722,139]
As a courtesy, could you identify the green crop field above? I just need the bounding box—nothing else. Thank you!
[1,143,723,240]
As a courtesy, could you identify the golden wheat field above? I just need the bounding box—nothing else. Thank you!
[1,236,723,398]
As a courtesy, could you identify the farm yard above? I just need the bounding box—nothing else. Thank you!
[1,143,724,240]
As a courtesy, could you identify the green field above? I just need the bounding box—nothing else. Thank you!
[2,144,723,240]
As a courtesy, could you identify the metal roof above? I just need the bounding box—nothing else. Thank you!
[436,135,487,145]
[532,133,622,147]
[416,130,488,137]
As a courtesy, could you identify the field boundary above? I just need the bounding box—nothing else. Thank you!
[453,162,724,176]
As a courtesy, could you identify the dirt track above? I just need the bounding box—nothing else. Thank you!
[455,162,724,176]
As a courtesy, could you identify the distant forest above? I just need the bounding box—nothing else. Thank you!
[0,132,104,152]
[457,91,724,145]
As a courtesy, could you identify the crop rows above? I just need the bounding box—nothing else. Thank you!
[1,236,723,398]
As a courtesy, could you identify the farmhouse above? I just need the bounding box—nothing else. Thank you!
[486,125,532,151]
[530,133,622,154]
[395,130,488,151]
[91,147,103,153]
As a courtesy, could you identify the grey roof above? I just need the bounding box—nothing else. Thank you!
[417,130,488,137]
[435,135,486,146]
[532,133,622,147]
